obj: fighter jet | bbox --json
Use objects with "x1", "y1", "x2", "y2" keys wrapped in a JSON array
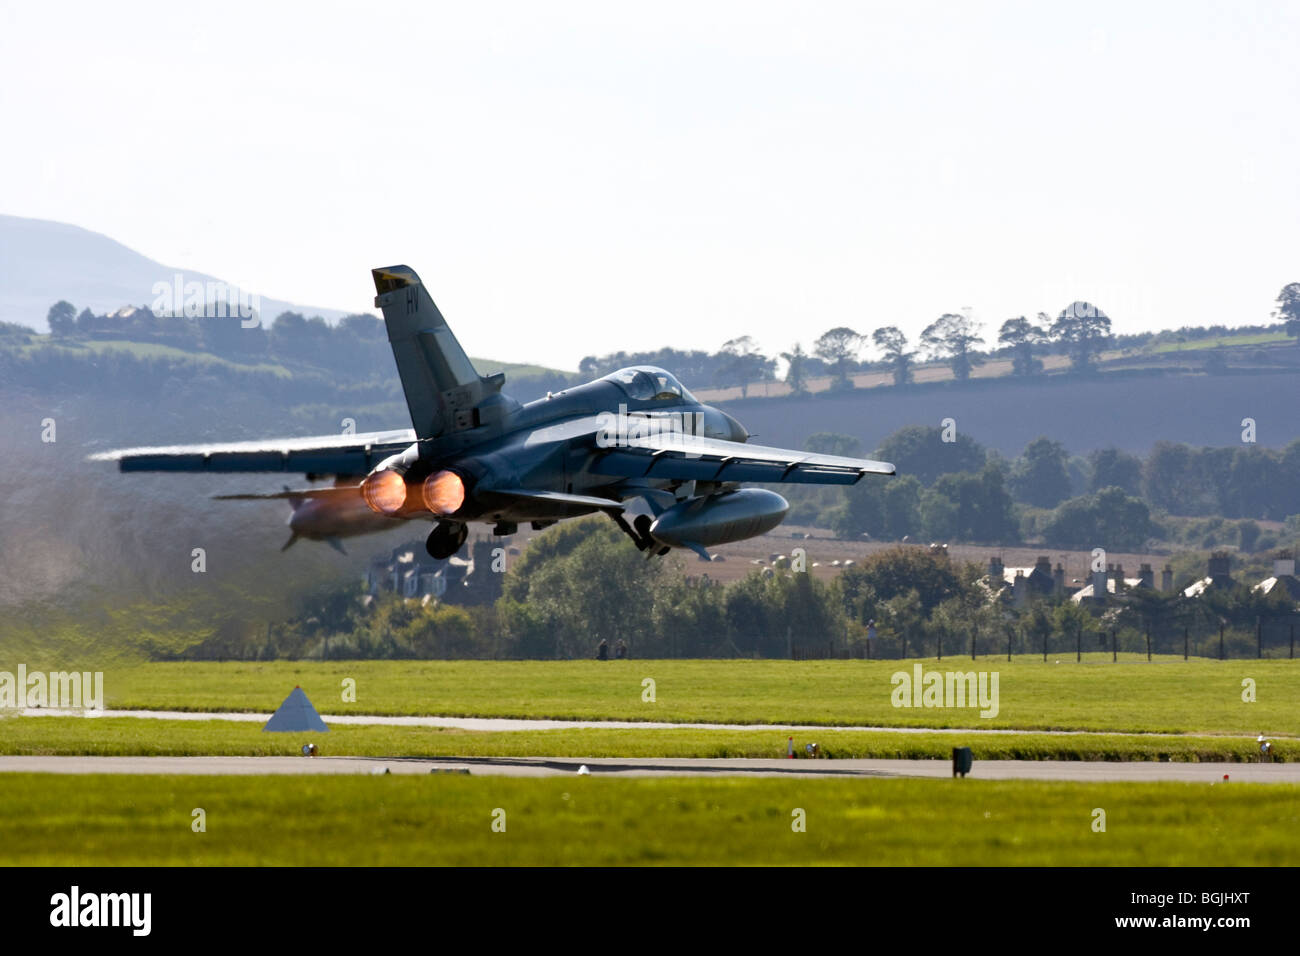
[{"x1": 92, "y1": 265, "x2": 895, "y2": 560}]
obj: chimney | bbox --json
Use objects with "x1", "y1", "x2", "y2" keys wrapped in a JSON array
[
  {"x1": 988, "y1": 556, "x2": 1004, "y2": 580},
  {"x1": 1110, "y1": 563, "x2": 1125, "y2": 587},
  {"x1": 1138, "y1": 563, "x2": 1154, "y2": 589},
  {"x1": 1161, "y1": 564, "x2": 1173, "y2": 591},
  {"x1": 1035, "y1": 556, "x2": 1051, "y2": 574},
  {"x1": 1053, "y1": 562, "x2": 1065, "y2": 594},
  {"x1": 1274, "y1": 549, "x2": 1296, "y2": 579},
  {"x1": 1091, "y1": 567, "x2": 1108, "y2": 604},
  {"x1": 1208, "y1": 551, "x2": 1232, "y2": 587}
]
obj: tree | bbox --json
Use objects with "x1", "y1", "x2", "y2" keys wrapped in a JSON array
[
  {"x1": 46, "y1": 300, "x2": 77, "y2": 337},
  {"x1": 813, "y1": 327, "x2": 863, "y2": 391},
  {"x1": 1009, "y1": 437, "x2": 1072, "y2": 509},
  {"x1": 716, "y1": 336, "x2": 774, "y2": 397},
  {"x1": 877, "y1": 424, "x2": 986, "y2": 487},
  {"x1": 881, "y1": 475, "x2": 923, "y2": 540},
  {"x1": 1273, "y1": 282, "x2": 1300, "y2": 337},
  {"x1": 998, "y1": 314, "x2": 1047, "y2": 376},
  {"x1": 921, "y1": 312, "x2": 984, "y2": 381},
  {"x1": 806, "y1": 432, "x2": 863, "y2": 458},
  {"x1": 872, "y1": 326, "x2": 915, "y2": 386},
  {"x1": 780, "y1": 343, "x2": 811, "y2": 395},
  {"x1": 836, "y1": 547, "x2": 964, "y2": 615},
  {"x1": 920, "y1": 463, "x2": 1018, "y2": 543},
  {"x1": 1040, "y1": 487, "x2": 1155, "y2": 551},
  {"x1": 1088, "y1": 448, "x2": 1143, "y2": 495},
  {"x1": 1050, "y1": 301, "x2": 1112, "y2": 372}
]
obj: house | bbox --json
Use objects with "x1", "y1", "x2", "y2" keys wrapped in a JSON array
[
  {"x1": 1253, "y1": 550, "x2": 1300, "y2": 603},
  {"x1": 986, "y1": 555, "x2": 1064, "y2": 606},
  {"x1": 1183, "y1": 551, "x2": 1236, "y2": 598},
  {"x1": 365, "y1": 537, "x2": 504, "y2": 606},
  {"x1": 1071, "y1": 563, "x2": 1147, "y2": 605}
]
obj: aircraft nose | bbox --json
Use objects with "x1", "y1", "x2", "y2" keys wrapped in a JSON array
[
  {"x1": 703, "y1": 408, "x2": 748, "y2": 443},
  {"x1": 720, "y1": 411, "x2": 749, "y2": 443}
]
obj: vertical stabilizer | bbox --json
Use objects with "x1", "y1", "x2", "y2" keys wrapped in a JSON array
[{"x1": 371, "y1": 265, "x2": 506, "y2": 439}]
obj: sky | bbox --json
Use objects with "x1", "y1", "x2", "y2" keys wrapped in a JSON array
[{"x1": 1, "y1": 1, "x2": 1297, "y2": 371}]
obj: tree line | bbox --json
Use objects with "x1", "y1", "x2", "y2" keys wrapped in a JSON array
[
  {"x1": 192, "y1": 516, "x2": 1300, "y2": 662},
  {"x1": 581, "y1": 282, "x2": 1300, "y2": 395},
  {"x1": 794, "y1": 425, "x2": 1300, "y2": 553}
]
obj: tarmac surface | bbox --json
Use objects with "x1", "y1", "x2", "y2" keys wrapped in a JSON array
[
  {"x1": 1, "y1": 754, "x2": 1296, "y2": 782},
  {"x1": 15, "y1": 707, "x2": 1276, "y2": 738}
]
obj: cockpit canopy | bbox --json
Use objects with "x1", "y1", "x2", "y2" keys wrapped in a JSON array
[{"x1": 600, "y1": 366, "x2": 697, "y2": 403}]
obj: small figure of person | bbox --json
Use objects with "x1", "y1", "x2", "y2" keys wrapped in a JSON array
[
  {"x1": 615, "y1": 639, "x2": 627, "y2": 660},
  {"x1": 597, "y1": 638, "x2": 609, "y2": 661}
]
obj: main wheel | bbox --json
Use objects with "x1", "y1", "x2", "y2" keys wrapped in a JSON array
[{"x1": 426, "y1": 521, "x2": 468, "y2": 559}]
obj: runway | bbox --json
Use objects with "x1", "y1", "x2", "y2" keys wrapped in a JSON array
[
  {"x1": 14, "y1": 708, "x2": 1281, "y2": 739},
  {"x1": 1, "y1": 754, "x2": 1295, "y2": 782}
]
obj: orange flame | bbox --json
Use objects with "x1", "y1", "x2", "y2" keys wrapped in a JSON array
[
  {"x1": 361, "y1": 470, "x2": 407, "y2": 515},
  {"x1": 422, "y1": 470, "x2": 465, "y2": 515}
]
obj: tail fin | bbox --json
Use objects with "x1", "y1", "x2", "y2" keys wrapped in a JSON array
[{"x1": 372, "y1": 265, "x2": 507, "y2": 439}]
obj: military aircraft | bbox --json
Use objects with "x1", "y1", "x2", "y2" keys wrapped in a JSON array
[{"x1": 92, "y1": 265, "x2": 895, "y2": 560}]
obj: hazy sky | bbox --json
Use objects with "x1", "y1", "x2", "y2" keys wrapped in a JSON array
[{"x1": 2, "y1": 1, "x2": 1297, "y2": 371}]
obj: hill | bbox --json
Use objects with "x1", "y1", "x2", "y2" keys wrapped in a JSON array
[
  {"x1": 0, "y1": 214, "x2": 353, "y2": 330},
  {"x1": 715, "y1": 363, "x2": 1300, "y2": 456}
]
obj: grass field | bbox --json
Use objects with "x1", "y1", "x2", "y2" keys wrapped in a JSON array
[
  {"x1": 1148, "y1": 332, "x2": 1292, "y2": 353},
  {"x1": 98, "y1": 658, "x2": 1300, "y2": 735},
  {"x1": 1, "y1": 773, "x2": 1294, "y2": 865},
  {"x1": 2, "y1": 717, "x2": 1290, "y2": 762}
]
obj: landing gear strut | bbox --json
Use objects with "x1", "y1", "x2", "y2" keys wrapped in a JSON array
[
  {"x1": 426, "y1": 521, "x2": 468, "y2": 559},
  {"x1": 609, "y1": 512, "x2": 669, "y2": 556}
]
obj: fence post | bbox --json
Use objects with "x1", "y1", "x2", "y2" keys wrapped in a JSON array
[
  {"x1": 1076, "y1": 628, "x2": 1081, "y2": 662},
  {"x1": 1007, "y1": 631, "x2": 1011, "y2": 662},
  {"x1": 1146, "y1": 627, "x2": 1151, "y2": 661},
  {"x1": 1257, "y1": 616, "x2": 1262, "y2": 659},
  {"x1": 1291, "y1": 622, "x2": 1295, "y2": 660},
  {"x1": 971, "y1": 632, "x2": 976, "y2": 660},
  {"x1": 1111, "y1": 629, "x2": 1116, "y2": 662},
  {"x1": 902, "y1": 633, "x2": 907, "y2": 660},
  {"x1": 1043, "y1": 631, "x2": 1047, "y2": 663},
  {"x1": 1220, "y1": 623, "x2": 1225, "y2": 660},
  {"x1": 937, "y1": 632, "x2": 942, "y2": 661},
  {"x1": 1184, "y1": 626, "x2": 1188, "y2": 661}
]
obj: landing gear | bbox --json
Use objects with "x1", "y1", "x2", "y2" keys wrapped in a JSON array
[
  {"x1": 426, "y1": 521, "x2": 468, "y2": 559},
  {"x1": 609, "y1": 512, "x2": 667, "y2": 554}
]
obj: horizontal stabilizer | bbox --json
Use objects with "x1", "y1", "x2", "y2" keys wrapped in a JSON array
[
  {"x1": 89, "y1": 429, "x2": 416, "y2": 474},
  {"x1": 213, "y1": 487, "x2": 361, "y2": 501}
]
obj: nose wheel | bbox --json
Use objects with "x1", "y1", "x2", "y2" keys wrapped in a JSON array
[{"x1": 426, "y1": 521, "x2": 468, "y2": 559}]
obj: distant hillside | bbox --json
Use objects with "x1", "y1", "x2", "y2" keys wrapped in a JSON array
[
  {"x1": 716, "y1": 365, "x2": 1300, "y2": 456},
  {"x1": 0, "y1": 214, "x2": 353, "y2": 330}
]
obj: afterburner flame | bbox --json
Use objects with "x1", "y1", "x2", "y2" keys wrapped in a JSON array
[
  {"x1": 361, "y1": 470, "x2": 407, "y2": 515},
  {"x1": 422, "y1": 469, "x2": 465, "y2": 515}
]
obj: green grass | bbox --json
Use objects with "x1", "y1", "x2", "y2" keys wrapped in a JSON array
[
  {"x1": 1, "y1": 774, "x2": 1295, "y2": 865},
  {"x1": 1148, "y1": 331, "x2": 1292, "y2": 353},
  {"x1": 21, "y1": 338, "x2": 294, "y2": 376},
  {"x1": 98, "y1": 658, "x2": 1300, "y2": 735},
  {"x1": 1, "y1": 717, "x2": 1291, "y2": 762}
]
